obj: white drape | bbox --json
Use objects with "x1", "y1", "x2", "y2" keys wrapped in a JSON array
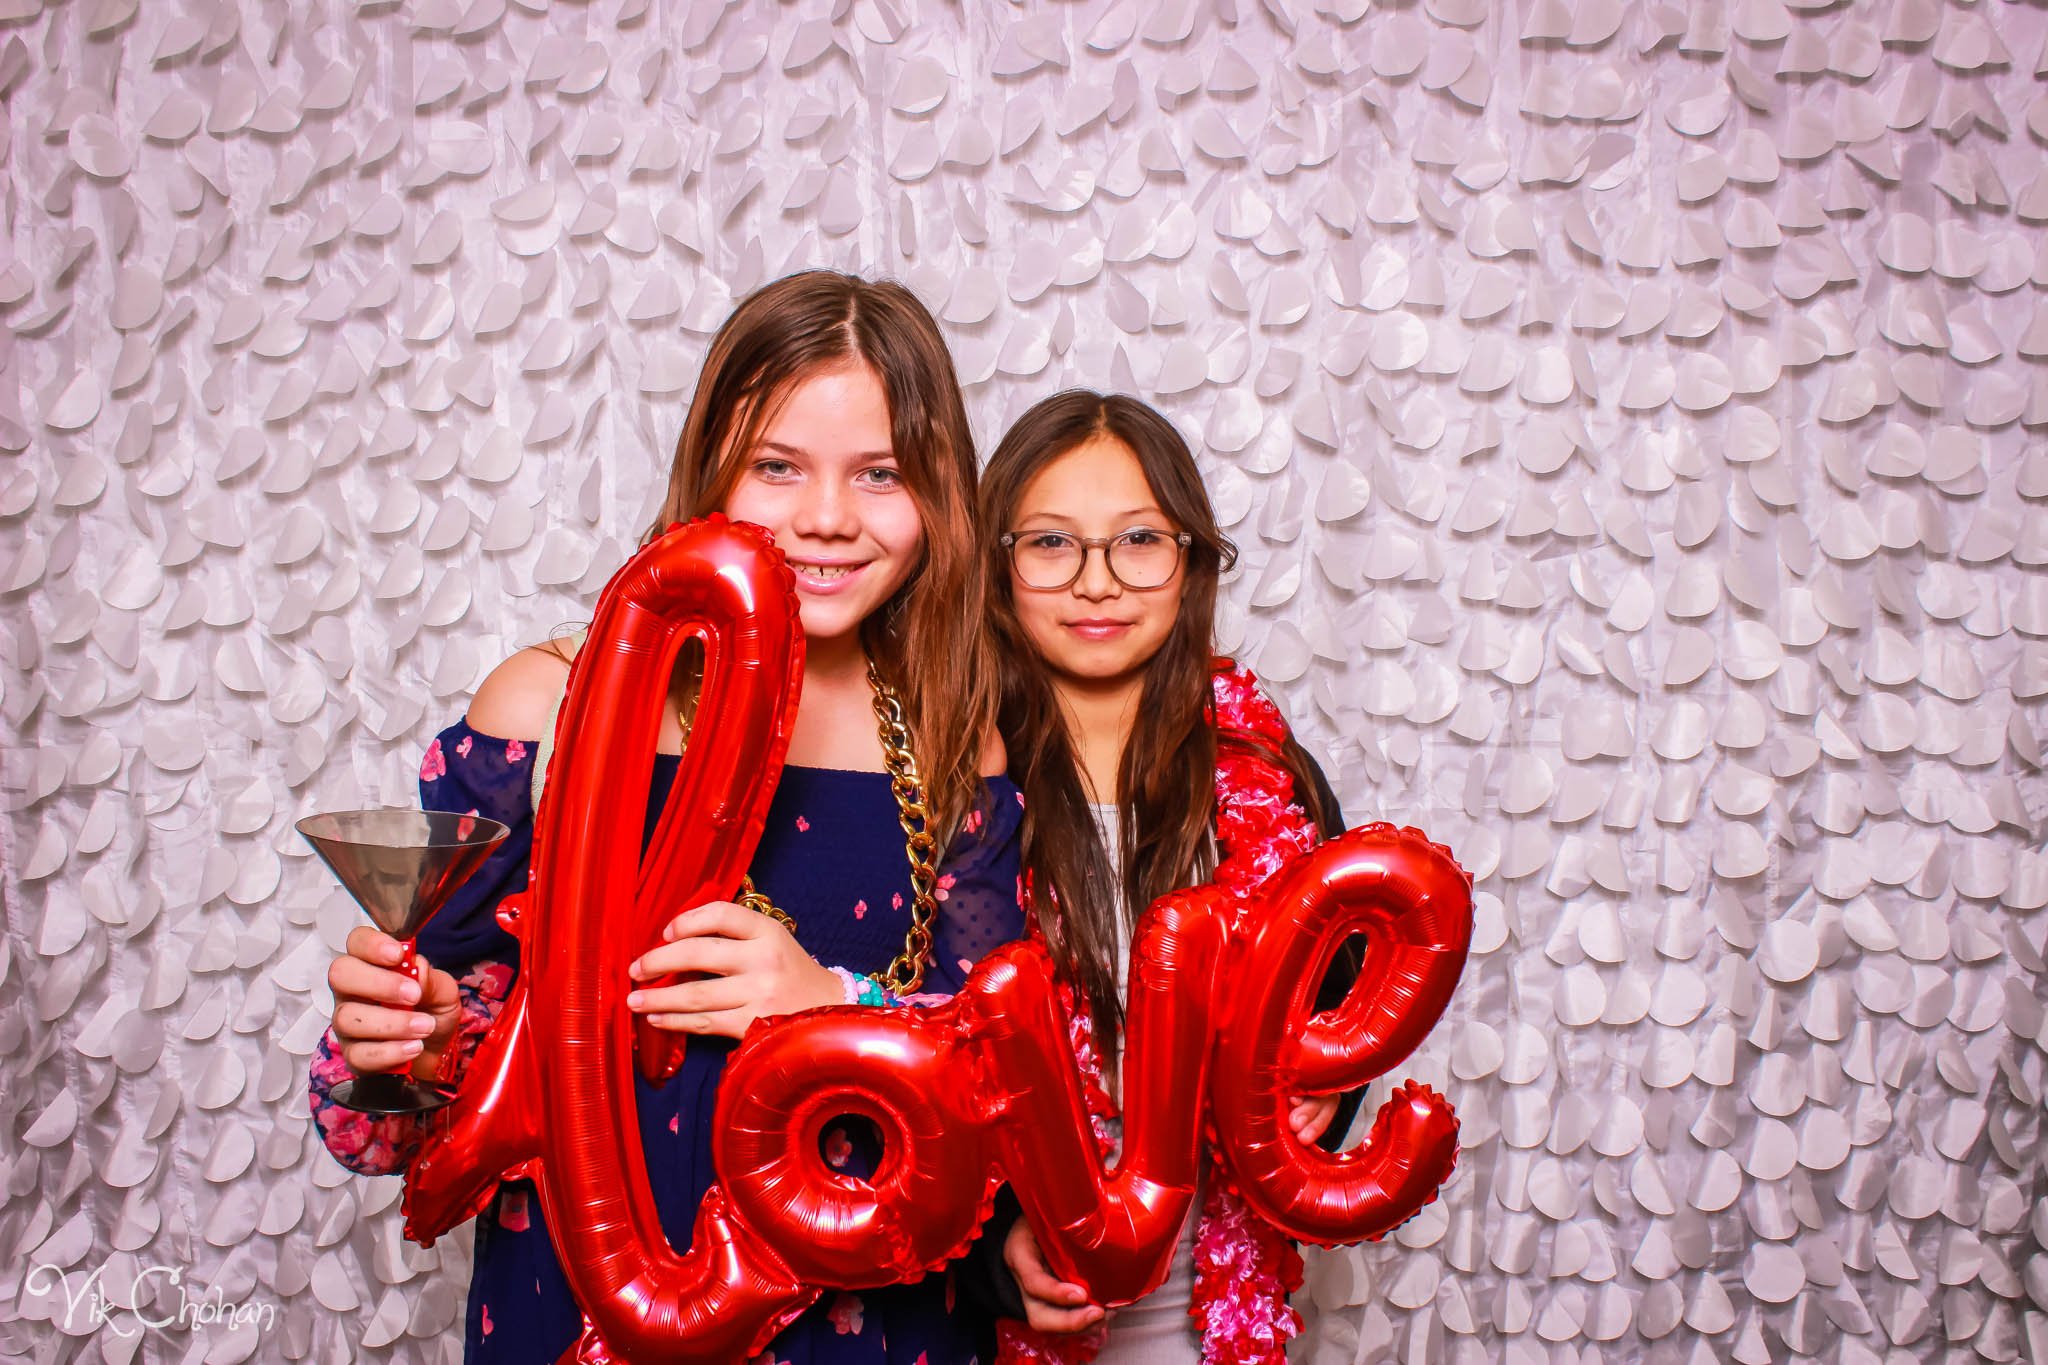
[{"x1": 1, "y1": 2, "x2": 2043, "y2": 1362}]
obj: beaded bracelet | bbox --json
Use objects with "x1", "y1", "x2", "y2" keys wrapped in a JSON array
[{"x1": 828, "y1": 965, "x2": 901, "y2": 1008}]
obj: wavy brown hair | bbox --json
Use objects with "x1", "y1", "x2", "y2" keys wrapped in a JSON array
[
  {"x1": 982, "y1": 391, "x2": 1334, "y2": 1067},
  {"x1": 647, "y1": 270, "x2": 994, "y2": 837}
]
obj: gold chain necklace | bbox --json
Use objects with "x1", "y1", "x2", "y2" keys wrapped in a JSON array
[{"x1": 676, "y1": 660, "x2": 941, "y2": 995}]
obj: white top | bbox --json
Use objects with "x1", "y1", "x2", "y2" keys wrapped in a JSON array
[
  {"x1": 1086, "y1": 801, "x2": 1203, "y2": 1364},
  {"x1": 1090, "y1": 802, "x2": 1133, "y2": 1014}
]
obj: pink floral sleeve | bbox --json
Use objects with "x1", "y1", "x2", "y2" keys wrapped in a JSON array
[{"x1": 308, "y1": 960, "x2": 515, "y2": 1174}]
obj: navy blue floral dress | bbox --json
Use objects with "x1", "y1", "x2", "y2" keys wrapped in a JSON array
[{"x1": 309, "y1": 720, "x2": 1026, "y2": 1364}]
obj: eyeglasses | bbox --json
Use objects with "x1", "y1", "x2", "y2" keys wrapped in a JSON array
[{"x1": 1000, "y1": 527, "x2": 1192, "y2": 591}]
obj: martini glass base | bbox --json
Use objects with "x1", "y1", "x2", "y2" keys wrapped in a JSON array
[{"x1": 330, "y1": 1072, "x2": 456, "y2": 1116}]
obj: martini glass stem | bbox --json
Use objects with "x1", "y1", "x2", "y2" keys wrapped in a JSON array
[{"x1": 391, "y1": 938, "x2": 426, "y2": 1077}]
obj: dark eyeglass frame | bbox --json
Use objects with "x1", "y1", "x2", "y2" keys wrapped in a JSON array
[{"x1": 999, "y1": 527, "x2": 1194, "y2": 591}]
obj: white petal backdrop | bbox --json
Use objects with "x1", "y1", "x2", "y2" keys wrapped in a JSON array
[{"x1": 1, "y1": 0, "x2": 2045, "y2": 1362}]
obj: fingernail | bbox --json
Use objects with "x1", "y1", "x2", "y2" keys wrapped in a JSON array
[
  {"x1": 398, "y1": 981, "x2": 421, "y2": 1005},
  {"x1": 401, "y1": 1041, "x2": 423, "y2": 1056},
  {"x1": 410, "y1": 1015, "x2": 434, "y2": 1036},
  {"x1": 626, "y1": 991, "x2": 644, "y2": 1009}
]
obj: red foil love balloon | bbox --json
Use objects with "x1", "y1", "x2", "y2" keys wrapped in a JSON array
[
  {"x1": 720, "y1": 825, "x2": 1470, "y2": 1311},
  {"x1": 404, "y1": 516, "x2": 815, "y2": 1361},
  {"x1": 1207, "y1": 825, "x2": 1471, "y2": 1245},
  {"x1": 401, "y1": 518, "x2": 1473, "y2": 1362}
]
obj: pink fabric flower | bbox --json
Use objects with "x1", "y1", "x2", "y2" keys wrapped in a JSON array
[
  {"x1": 499, "y1": 1189, "x2": 531, "y2": 1232},
  {"x1": 309, "y1": 1030, "x2": 412, "y2": 1173},
  {"x1": 795, "y1": 815, "x2": 810, "y2": 832},
  {"x1": 420, "y1": 739, "x2": 447, "y2": 782},
  {"x1": 826, "y1": 1293, "x2": 864, "y2": 1335},
  {"x1": 482, "y1": 1305, "x2": 493, "y2": 1337},
  {"x1": 456, "y1": 734, "x2": 473, "y2": 758},
  {"x1": 825, "y1": 1129, "x2": 853, "y2": 1169},
  {"x1": 466, "y1": 961, "x2": 516, "y2": 1003},
  {"x1": 317, "y1": 1108, "x2": 370, "y2": 1159},
  {"x1": 505, "y1": 738, "x2": 528, "y2": 763},
  {"x1": 1192, "y1": 1183, "x2": 1302, "y2": 1364},
  {"x1": 853, "y1": 899, "x2": 868, "y2": 920}
]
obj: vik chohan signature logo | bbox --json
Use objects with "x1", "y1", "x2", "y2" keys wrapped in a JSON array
[{"x1": 24, "y1": 1259, "x2": 279, "y2": 1341}]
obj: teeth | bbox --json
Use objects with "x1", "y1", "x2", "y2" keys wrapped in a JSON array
[{"x1": 797, "y1": 564, "x2": 855, "y2": 581}]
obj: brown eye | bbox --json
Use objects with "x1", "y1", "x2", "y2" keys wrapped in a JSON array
[
  {"x1": 1107, "y1": 529, "x2": 1182, "y2": 589},
  {"x1": 1008, "y1": 532, "x2": 1085, "y2": 589}
]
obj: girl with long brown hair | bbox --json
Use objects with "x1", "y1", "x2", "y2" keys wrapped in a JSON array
[
  {"x1": 308, "y1": 271, "x2": 1024, "y2": 1364},
  {"x1": 975, "y1": 390, "x2": 1360, "y2": 1364}
]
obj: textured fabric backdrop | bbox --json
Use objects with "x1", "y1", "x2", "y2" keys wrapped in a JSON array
[{"x1": 2, "y1": 1, "x2": 2045, "y2": 1362}]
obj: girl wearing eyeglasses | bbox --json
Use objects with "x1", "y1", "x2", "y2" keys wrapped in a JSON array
[{"x1": 973, "y1": 391, "x2": 1363, "y2": 1364}]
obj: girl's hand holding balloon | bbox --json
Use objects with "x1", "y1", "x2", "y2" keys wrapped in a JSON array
[
  {"x1": 1289, "y1": 1094, "x2": 1339, "y2": 1144},
  {"x1": 1002, "y1": 1221, "x2": 1105, "y2": 1335},
  {"x1": 328, "y1": 926, "x2": 464, "y2": 1080},
  {"x1": 628, "y1": 900, "x2": 844, "y2": 1037}
]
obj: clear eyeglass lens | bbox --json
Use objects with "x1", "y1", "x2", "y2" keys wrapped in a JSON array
[
  {"x1": 1014, "y1": 535, "x2": 1083, "y2": 588},
  {"x1": 1108, "y1": 532, "x2": 1179, "y2": 589}
]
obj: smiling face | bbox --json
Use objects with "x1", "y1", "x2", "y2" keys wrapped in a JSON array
[
  {"x1": 721, "y1": 359, "x2": 924, "y2": 649},
  {"x1": 1006, "y1": 433, "x2": 1185, "y2": 686}
]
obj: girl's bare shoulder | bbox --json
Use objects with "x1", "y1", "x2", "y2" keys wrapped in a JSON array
[{"x1": 466, "y1": 643, "x2": 576, "y2": 739}]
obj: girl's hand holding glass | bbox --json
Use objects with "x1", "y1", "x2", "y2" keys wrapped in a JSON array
[
  {"x1": 328, "y1": 926, "x2": 464, "y2": 1079},
  {"x1": 626, "y1": 900, "x2": 843, "y2": 1037}
]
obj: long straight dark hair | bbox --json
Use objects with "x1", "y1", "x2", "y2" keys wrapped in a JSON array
[
  {"x1": 645, "y1": 270, "x2": 994, "y2": 836},
  {"x1": 981, "y1": 391, "x2": 1334, "y2": 1067}
]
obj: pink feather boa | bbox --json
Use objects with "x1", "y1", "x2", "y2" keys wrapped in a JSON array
[{"x1": 997, "y1": 662, "x2": 1317, "y2": 1365}]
